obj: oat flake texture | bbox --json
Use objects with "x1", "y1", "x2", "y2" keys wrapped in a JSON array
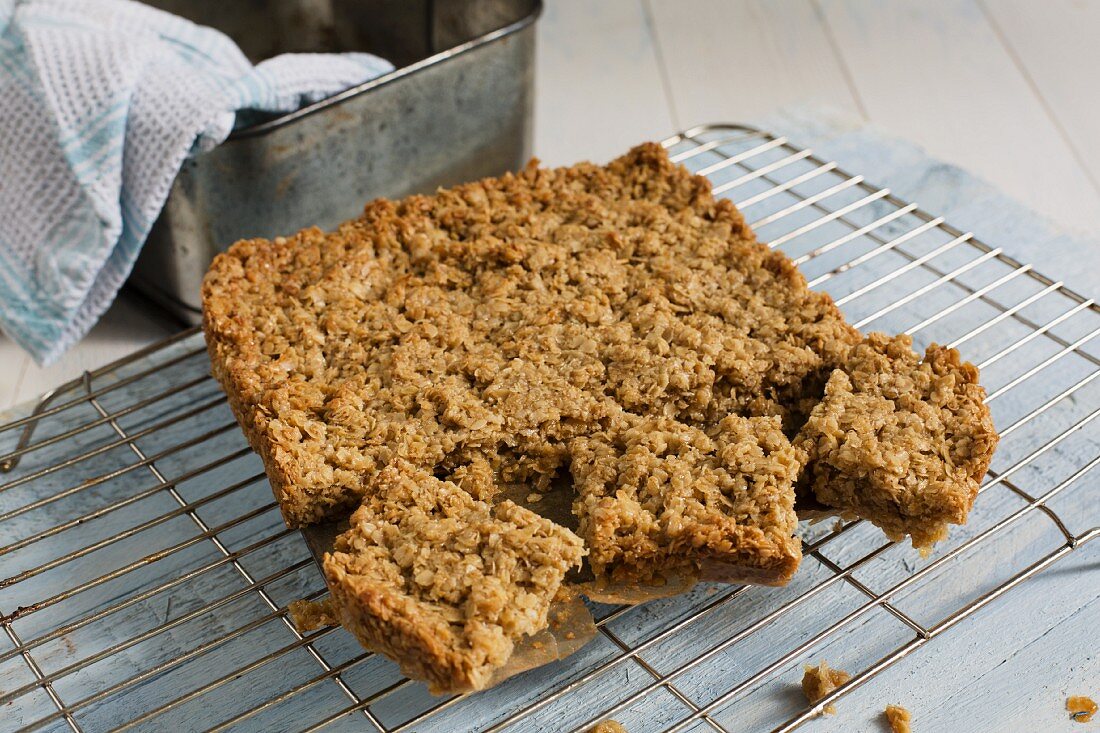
[{"x1": 202, "y1": 142, "x2": 997, "y2": 690}]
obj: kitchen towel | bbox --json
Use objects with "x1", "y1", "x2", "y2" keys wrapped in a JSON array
[{"x1": 0, "y1": 0, "x2": 393, "y2": 364}]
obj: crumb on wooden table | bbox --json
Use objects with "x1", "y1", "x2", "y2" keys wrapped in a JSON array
[
  {"x1": 801, "y1": 660, "x2": 851, "y2": 715},
  {"x1": 322, "y1": 464, "x2": 585, "y2": 694},
  {"x1": 1068, "y1": 696, "x2": 1098, "y2": 723},
  {"x1": 201, "y1": 142, "x2": 852, "y2": 585},
  {"x1": 884, "y1": 704, "x2": 911, "y2": 733},
  {"x1": 587, "y1": 721, "x2": 628, "y2": 733}
]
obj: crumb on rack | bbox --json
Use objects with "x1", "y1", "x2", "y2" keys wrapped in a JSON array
[
  {"x1": 801, "y1": 660, "x2": 851, "y2": 715},
  {"x1": 1068, "y1": 696, "x2": 1098, "y2": 723},
  {"x1": 288, "y1": 597, "x2": 339, "y2": 631},
  {"x1": 884, "y1": 704, "x2": 911, "y2": 733},
  {"x1": 587, "y1": 721, "x2": 628, "y2": 733}
]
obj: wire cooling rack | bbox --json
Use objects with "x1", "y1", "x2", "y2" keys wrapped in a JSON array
[{"x1": 1, "y1": 124, "x2": 1097, "y2": 733}]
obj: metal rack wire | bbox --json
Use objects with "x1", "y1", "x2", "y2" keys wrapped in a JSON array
[{"x1": 1, "y1": 123, "x2": 1097, "y2": 732}]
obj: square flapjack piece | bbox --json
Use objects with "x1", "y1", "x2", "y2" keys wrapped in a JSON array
[
  {"x1": 201, "y1": 142, "x2": 858, "y2": 528},
  {"x1": 322, "y1": 462, "x2": 585, "y2": 694},
  {"x1": 569, "y1": 414, "x2": 803, "y2": 586},
  {"x1": 794, "y1": 333, "x2": 999, "y2": 549}
]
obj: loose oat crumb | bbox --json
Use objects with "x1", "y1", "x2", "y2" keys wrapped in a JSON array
[
  {"x1": 565, "y1": 631, "x2": 576, "y2": 640},
  {"x1": 801, "y1": 661, "x2": 851, "y2": 716},
  {"x1": 288, "y1": 598, "x2": 339, "y2": 631},
  {"x1": 587, "y1": 721, "x2": 628, "y2": 733},
  {"x1": 884, "y1": 704, "x2": 911, "y2": 733},
  {"x1": 1068, "y1": 696, "x2": 1098, "y2": 723},
  {"x1": 526, "y1": 493, "x2": 543, "y2": 504}
]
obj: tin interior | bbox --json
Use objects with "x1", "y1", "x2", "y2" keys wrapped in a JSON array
[{"x1": 144, "y1": 0, "x2": 534, "y2": 68}]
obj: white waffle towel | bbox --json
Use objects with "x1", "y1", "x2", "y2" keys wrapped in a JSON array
[{"x1": 0, "y1": 0, "x2": 393, "y2": 364}]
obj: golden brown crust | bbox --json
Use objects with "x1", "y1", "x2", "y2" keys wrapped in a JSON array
[
  {"x1": 201, "y1": 141, "x2": 1001, "y2": 692},
  {"x1": 794, "y1": 333, "x2": 999, "y2": 549},
  {"x1": 801, "y1": 660, "x2": 851, "y2": 715},
  {"x1": 322, "y1": 462, "x2": 584, "y2": 694},
  {"x1": 287, "y1": 597, "x2": 339, "y2": 631},
  {"x1": 201, "y1": 142, "x2": 855, "y2": 529}
]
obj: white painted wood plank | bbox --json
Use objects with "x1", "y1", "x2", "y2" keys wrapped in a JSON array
[
  {"x1": 0, "y1": 339, "x2": 30, "y2": 409},
  {"x1": 535, "y1": 0, "x2": 675, "y2": 166},
  {"x1": 818, "y1": 0, "x2": 1100, "y2": 237},
  {"x1": 814, "y1": 541, "x2": 1100, "y2": 733},
  {"x1": 9, "y1": 292, "x2": 178, "y2": 408},
  {"x1": 647, "y1": 0, "x2": 864, "y2": 128},
  {"x1": 979, "y1": 0, "x2": 1100, "y2": 197}
]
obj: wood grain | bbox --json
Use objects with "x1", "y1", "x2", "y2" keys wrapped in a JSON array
[
  {"x1": 2, "y1": 8, "x2": 1098, "y2": 728},
  {"x1": 534, "y1": 0, "x2": 674, "y2": 166},
  {"x1": 817, "y1": 0, "x2": 1100, "y2": 235},
  {"x1": 979, "y1": 0, "x2": 1100, "y2": 194},
  {"x1": 647, "y1": 0, "x2": 864, "y2": 125},
  {"x1": 2, "y1": 292, "x2": 177, "y2": 410}
]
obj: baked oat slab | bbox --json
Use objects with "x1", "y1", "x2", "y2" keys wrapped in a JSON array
[
  {"x1": 201, "y1": 142, "x2": 857, "y2": 529},
  {"x1": 794, "y1": 333, "x2": 998, "y2": 549},
  {"x1": 200, "y1": 139, "x2": 1002, "y2": 694},
  {"x1": 322, "y1": 462, "x2": 585, "y2": 694}
]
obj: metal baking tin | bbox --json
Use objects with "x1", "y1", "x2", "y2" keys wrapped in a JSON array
[{"x1": 130, "y1": 0, "x2": 541, "y2": 322}]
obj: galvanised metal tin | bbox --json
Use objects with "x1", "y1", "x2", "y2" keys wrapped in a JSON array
[{"x1": 131, "y1": 0, "x2": 541, "y2": 321}]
